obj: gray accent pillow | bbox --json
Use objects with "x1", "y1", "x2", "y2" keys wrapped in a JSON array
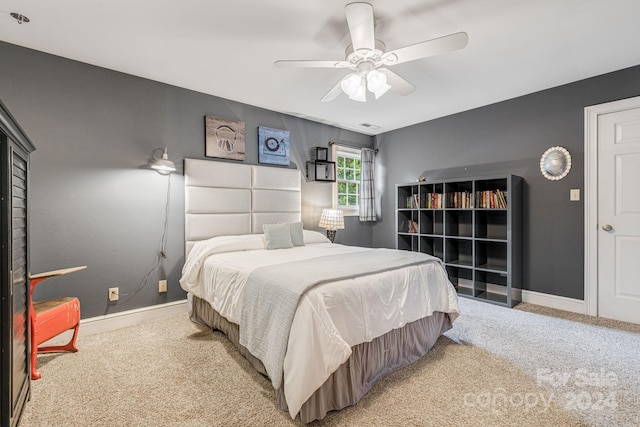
[
  {"x1": 289, "y1": 222, "x2": 305, "y2": 247},
  {"x1": 263, "y1": 223, "x2": 293, "y2": 250}
]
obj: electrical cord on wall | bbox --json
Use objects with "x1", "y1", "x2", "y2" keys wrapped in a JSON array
[{"x1": 117, "y1": 173, "x2": 171, "y2": 305}]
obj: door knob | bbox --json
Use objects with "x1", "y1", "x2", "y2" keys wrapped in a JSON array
[{"x1": 602, "y1": 224, "x2": 613, "y2": 232}]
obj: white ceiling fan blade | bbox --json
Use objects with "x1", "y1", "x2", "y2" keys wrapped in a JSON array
[
  {"x1": 320, "y1": 80, "x2": 344, "y2": 102},
  {"x1": 274, "y1": 60, "x2": 350, "y2": 69},
  {"x1": 381, "y1": 32, "x2": 468, "y2": 66},
  {"x1": 380, "y1": 69, "x2": 415, "y2": 96},
  {"x1": 345, "y1": 2, "x2": 375, "y2": 55},
  {"x1": 374, "y1": 84, "x2": 391, "y2": 100}
]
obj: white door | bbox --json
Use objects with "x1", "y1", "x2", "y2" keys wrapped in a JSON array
[{"x1": 597, "y1": 106, "x2": 640, "y2": 324}]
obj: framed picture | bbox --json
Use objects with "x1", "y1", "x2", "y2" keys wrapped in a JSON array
[
  {"x1": 205, "y1": 116, "x2": 245, "y2": 161},
  {"x1": 258, "y1": 126, "x2": 290, "y2": 166}
]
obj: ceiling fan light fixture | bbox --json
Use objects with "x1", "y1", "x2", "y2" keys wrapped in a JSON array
[
  {"x1": 366, "y1": 69, "x2": 387, "y2": 93},
  {"x1": 349, "y1": 82, "x2": 367, "y2": 102},
  {"x1": 274, "y1": 3, "x2": 467, "y2": 103},
  {"x1": 340, "y1": 74, "x2": 362, "y2": 97}
]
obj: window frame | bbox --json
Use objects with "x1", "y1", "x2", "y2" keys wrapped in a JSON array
[{"x1": 332, "y1": 145, "x2": 361, "y2": 216}]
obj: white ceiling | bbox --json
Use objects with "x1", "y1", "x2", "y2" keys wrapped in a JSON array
[{"x1": 1, "y1": 0, "x2": 639, "y2": 135}]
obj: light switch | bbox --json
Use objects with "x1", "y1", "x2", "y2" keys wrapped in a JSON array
[{"x1": 570, "y1": 189, "x2": 580, "y2": 201}]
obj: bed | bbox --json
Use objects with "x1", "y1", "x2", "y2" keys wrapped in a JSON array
[{"x1": 180, "y1": 159, "x2": 459, "y2": 423}]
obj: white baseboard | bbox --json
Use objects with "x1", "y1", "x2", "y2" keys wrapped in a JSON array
[
  {"x1": 42, "y1": 299, "x2": 188, "y2": 346},
  {"x1": 458, "y1": 283, "x2": 586, "y2": 315},
  {"x1": 80, "y1": 299, "x2": 188, "y2": 336},
  {"x1": 520, "y1": 290, "x2": 586, "y2": 314}
]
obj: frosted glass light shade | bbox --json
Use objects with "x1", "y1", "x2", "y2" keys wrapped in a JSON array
[
  {"x1": 340, "y1": 69, "x2": 392, "y2": 102},
  {"x1": 340, "y1": 74, "x2": 362, "y2": 97},
  {"x1": 349, "y1": 83, "x2": 367, "y2": 102},
  {"x1": 366, "y1": 69, "x2": 387, "y2": 93}
]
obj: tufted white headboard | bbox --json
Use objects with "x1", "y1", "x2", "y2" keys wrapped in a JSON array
[{"x1": 184, "y1": 159, "x2": 301, "y2": 255}]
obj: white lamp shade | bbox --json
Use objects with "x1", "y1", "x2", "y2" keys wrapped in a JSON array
[
  {"x1": 366, "y1": 69, "x2": 387, "y2": 93},
  {"x1": 340, "y1": 69, "x2": 392, "y2": 102},
  {"x1": 318, "y1": 209, "x2": 344, "y2": 230},
  {"x1": 349, "y1": 83, "x2": 367, "y2": 102},
  {"x1": 340, "y1": 74, "x2": 362, "y2": 97}
]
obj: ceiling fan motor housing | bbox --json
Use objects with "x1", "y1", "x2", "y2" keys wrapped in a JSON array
[{"x1": 345, "y1": 40, "x2": 387, "y2": 67}]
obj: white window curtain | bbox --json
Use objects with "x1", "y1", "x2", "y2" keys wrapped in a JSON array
[{"x1": 359, "y1": 148, "x2": 377, "y2": 222}]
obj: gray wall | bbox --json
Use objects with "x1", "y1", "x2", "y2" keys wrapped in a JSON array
[
  {"x1": 373, "y1": 65, "x2": 640, "y2": 299},
  {"x1": 0, "y1": 41, "x2": 372, "y2": 318},
  {"x1": 3, "y1": 40, "x2": 638, "y2": 313}
]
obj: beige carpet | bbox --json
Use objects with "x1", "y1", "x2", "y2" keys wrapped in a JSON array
[{"x1": 19, "y1": 298, "x2": 639, "y2": 426}]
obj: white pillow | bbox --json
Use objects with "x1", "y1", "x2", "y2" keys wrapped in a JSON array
[
  {"x1": 289, "y1": 222, "x2": 305, "y2": 247},
  {"x1": 263, "y1": 223, "x2": 294, "y2": 250},
  {"x1": 303, "y1": 230, "x2": 331, "y2": 244},
  {"x1": 190, "y1": 234, "x2": 265, "y2": 256}
]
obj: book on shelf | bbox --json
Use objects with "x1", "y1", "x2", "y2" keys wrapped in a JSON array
[
  {"x1": 475, "y1": 189, "x2": 508, "y2": 208},
  {"x1": 497, "y1": 189, "x2": 508, "y2": 208},
  {"x1": 406, "y1": 187, "x2": 508, "y2": 209},
  {"x1": 447, "y1": 191, "x2": 472, "y2": 208},
  {"x1": 404, "y1": 194, "x2": 420, "y2": 209},
  {"x1": 399, "y1": 219, "x2": 419, "y2": 233},
  {"x1": 424, "y1": 192, "x2": 443, "y2": 209}
]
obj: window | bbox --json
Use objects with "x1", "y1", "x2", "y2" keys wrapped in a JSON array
[{"x1": 334, "y1": 147, "x2": 361, "y2": 213}]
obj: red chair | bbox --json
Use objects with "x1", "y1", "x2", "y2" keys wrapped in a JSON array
[{"x1": 29, "y1": 266, "x2": 86, "y2": 380}]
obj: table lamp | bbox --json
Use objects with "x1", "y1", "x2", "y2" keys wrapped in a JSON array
[{"x1": 319, "y1": 209, "x2": 344, "y2": 243}]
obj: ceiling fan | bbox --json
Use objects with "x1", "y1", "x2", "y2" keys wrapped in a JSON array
[{"x1": 274, "y1": 2, "x2": 468, "y2": 102}]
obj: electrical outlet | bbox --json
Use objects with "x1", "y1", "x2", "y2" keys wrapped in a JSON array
[
  {"x1": 158, "y1": 280, "x2": 167, "y2": 293},
  {"x1": 108, "y1": 287, "x2": 119, "y2": 301}
]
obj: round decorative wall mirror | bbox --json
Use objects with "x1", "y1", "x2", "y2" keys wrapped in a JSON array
[{"x1": 540, "y1": 146, "x2": 571, "y2": 180}]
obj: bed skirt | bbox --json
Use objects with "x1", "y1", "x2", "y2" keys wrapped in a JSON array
[{"x1": 190, "y1": 295, "x2": 453, "y2": 423}]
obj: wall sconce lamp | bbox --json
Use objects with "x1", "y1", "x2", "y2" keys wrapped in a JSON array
[
  {"x1": 149, "y1": 147, "x2": 177, "y2": 175},
  {"x1": 319, "y1": 209, "x2": 344, "y2": 243}
]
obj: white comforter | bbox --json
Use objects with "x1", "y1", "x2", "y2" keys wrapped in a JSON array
[{"x1": 180, "y1": 232, "x2": 460, "y2": 419}]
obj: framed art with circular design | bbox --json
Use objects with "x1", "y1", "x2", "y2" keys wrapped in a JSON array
[{"x1": 258, "y1": 126, "x2": 290, "y2": 166}]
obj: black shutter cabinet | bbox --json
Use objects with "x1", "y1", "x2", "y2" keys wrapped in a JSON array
[{"x1": 1, "y1": 98, "x2": 35, "y2": 427}]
